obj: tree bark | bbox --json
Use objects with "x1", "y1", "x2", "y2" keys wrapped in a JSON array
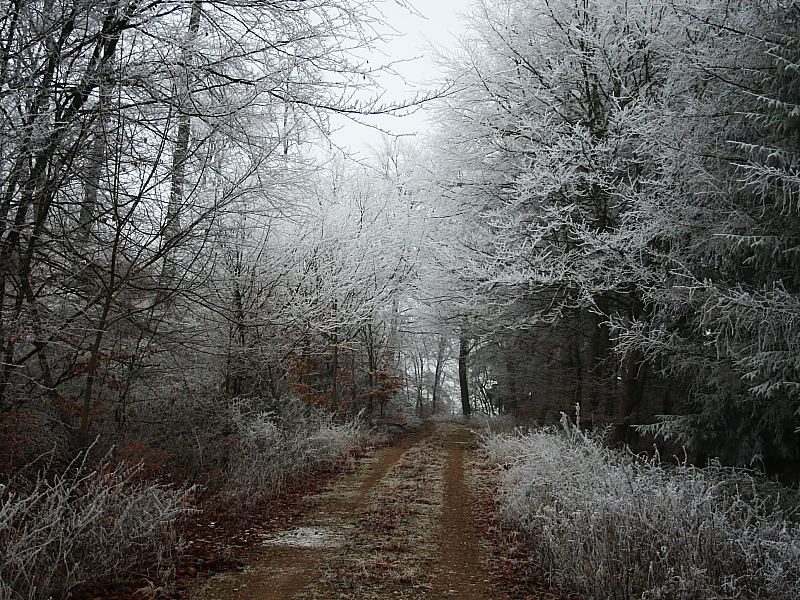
[
  {"x1": 79, "y1": 292, "x2": 113, "y2": 448},
  {"x1": 614, "y1": 349, "x2": 645, "y2": 444},
  {"x1": 587, "y1": 296, "x2": 610, "y2": 412},
  {"x1": 330, "y1": 333, "x2": 338, "y2": 407},
  {"x1": 160, "y1": 0, "x2": 202, "y2": 301},
  {"x1": 458, "y1": 334, "x2": 471, "y2": 417},
  {"x1": 614, "y1": 292, "x2": 647, "y2": 444},
  {"x1": 364, "y1": 324, "x2": 376, "y2": 413},
  {"x1": 79, "y1": 83, "x2": 110, "y2": 245},
  {"x1": 432, "y1": 335, "x2": 446, "y2": 415}
]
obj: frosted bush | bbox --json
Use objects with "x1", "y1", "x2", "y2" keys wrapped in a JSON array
[
  {"x1": 225, "y1": 400, "x2": 363, "y2": 505},
  {"x1": 484, "y1": 412, "x2": 800, "y2": 600},
  {"x1": 481, "y1": 427, "x2": 533, "y2": 466},
  {"x1": 0, "y1": 454, "x2": 191, "y2": 600},
  {"x1": 471, "y1": 413, "x2": 518, "y2": 434}
]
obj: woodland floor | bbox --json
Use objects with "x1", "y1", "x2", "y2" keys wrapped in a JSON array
[
  {"x1": 65, "y1": 421, "x2": 580, "y2": 600},
  {"x1": 179, "y1": 421, "x2": 570, "y2": 600}
]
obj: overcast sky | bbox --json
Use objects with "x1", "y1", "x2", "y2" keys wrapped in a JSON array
[{"x1": 328, "y1": 0, "x2": 469, "y2": 153}]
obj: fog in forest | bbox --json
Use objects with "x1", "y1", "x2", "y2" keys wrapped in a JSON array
[{"x1": 1, "y1": 0, "x2": 799, "y2": 598}]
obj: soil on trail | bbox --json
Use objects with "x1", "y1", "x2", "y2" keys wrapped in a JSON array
[{"x1": 188, "y1": 421, "x2": 510, "y2": 600}]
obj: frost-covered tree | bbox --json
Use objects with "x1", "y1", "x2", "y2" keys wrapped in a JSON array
[
  {"x1": 429, "y1": 0, "x2": 800, "y2": 467},
  {"x1": 624, "y1": 2, "x2": 800, "y2": 467},
  {"x1": 203, "y1": 151, "x2": 423, "y2": 418},
  {"x1": 428, "y1": 0, "x2": 681, "y2": 428},
  {"x1": 0, "y1": 0, "x2": 404, "y2": 460}
]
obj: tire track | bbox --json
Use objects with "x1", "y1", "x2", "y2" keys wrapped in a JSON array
[
  {"x1": 188, "y1": 427, "x2": 432, "y2": 600},
  {"x1": 189, "y1": 422, "x2": 510, "y2": 600},
  {"x1": 434, "y1": 423, "x2": 506, "y2": 599}
]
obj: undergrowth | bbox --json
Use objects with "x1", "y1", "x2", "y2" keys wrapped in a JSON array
[
  {"x1": 0, "y1": 452, "x2": 191, "y2": 600},
  {"x1": 224, "y1": 399, "x2": 364, "y2": 507},
  {"x1": 483, "y1": 409, "x2": 800, "y2": 600},
  {"x1": 1, "y1": 399, "x2": 365, "y2": 600}
]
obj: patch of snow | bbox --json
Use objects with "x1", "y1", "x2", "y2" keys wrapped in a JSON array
[{"x1": 260, "y1": 526, "x2": 344, "y2": 549}]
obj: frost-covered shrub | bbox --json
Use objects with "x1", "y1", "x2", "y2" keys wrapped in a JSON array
[
  {"x1": 0, "y1": 455, "x2": 191, "y2": 600},
  {"x1": 485, "y1": 412, "x2": 800, "y2": 600},
  {"x1": 224, "y1": 399, "x2": 363, "y2": 506},
  {"x1": 470, "y1": 413, "x2": 518, "y2": 434}
]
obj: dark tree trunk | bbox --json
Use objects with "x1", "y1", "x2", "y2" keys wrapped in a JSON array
[
  {"x1": 160, "y1": 0, "x2": 202, "y2": 301},
  {"x1": 458, "y1": 335, "x2": 471, "y2": 417},
  {"x1": 613, "y1": 292, "x2": 647, "y2": 444},
  {"x1": 587, "y1": 296, "x2": 610, "y2": 412},
  {"x1": 432, "y1": 335, "x2": 446, "y2": 415},
  {"x1": 614, "y1": 350, "x2": 646, "y2": 444}
]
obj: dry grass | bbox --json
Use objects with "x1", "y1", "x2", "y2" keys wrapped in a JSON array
[
  {"x1": 0, "y1": 453, "x2": 192, "y2": 600},
  {"x1": 224, "y1": 402, "x2": 363, "y2": 508},
  {"x1": 311, "y1": 432, "x2": 447, "y2": 599},
  {"x1": 0, "y1": 400, "x2": 366, "y2": 600},
  {"x1": 483, "y1": 411, "x2": 800, "y2": 600}
]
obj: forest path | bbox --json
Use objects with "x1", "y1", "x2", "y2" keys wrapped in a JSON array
[{"x1": 188, "y1": 421, "x2": 510, "y2": 600}]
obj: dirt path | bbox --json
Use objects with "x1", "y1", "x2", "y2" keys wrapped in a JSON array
[
  {"x1": 432, "y1": 425, "x2": 506, "y2": 600},
  {"x1": 189, "y1": 422, "x2": 508, "y2": 600}
]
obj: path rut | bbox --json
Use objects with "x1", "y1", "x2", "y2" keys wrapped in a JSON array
[{"x1": 189, "y1": 422, "x2": 508, "y2": 600}]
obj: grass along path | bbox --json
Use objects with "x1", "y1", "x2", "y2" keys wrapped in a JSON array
[{"x1": 188, "y1": 422, "x2": 511, "y2": 600}]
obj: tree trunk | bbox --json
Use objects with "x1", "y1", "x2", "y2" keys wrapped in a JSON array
[
  {"x1": 79, "y1": 288, "x2": 114, "y2": 448},
  {"x1": 614, "y1": 349, "x2": 645, "y2": 444},
  {"x1": 364, "y1": 324, "x2": 376, "y2": 413},
  {"x1": 505, "y1": 352, "x2": 518, "y2": 414},
  {"x1": 160, "y1": 0, "x2": 202, "y2": 300},
  {"x1": 432, "y1": 335, "x2": 446, "y2": 415},
  {"x1": 79, "y1": 82, "x2": 110, "y2": 245},
  {"x1": 613, "y1": 292, "x2": 647, "y2": 444},
  {"x1": 587, "y1": 296, "x2": 609, "y2": 412},
  {"x1": 330, "y1": 333, "x2": 338, "y2": 407},
  {"x1": 458, "y1": 334, "x2": 471, "y2": 417},
  {"x1": 572, "y1": 327, "x2": 583, "y2": 407}
]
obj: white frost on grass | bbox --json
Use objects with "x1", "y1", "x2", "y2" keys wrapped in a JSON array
[
  {"x1": 483, "y1": 412, "x2": 800, "y2": 600},
  {"x1": 261, "y1": 526, "x2": 345, "y2": 548}
]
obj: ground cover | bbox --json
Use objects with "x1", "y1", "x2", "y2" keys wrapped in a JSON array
[
  {"x1": 187, "y1": 421, "x2": 523, "y2": 600},
  {"x1": 485, "y1": 414, "x2": 800, "y2": 600}
]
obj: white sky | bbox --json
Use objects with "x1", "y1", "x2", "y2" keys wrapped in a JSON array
[{"x1": 327, "y1": 0, "x2": 469, "y2": 154}]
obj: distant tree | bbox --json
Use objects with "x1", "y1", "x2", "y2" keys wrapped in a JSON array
[{"x1": 204, "y1": 152, "x2": 423, "y2": 418}]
